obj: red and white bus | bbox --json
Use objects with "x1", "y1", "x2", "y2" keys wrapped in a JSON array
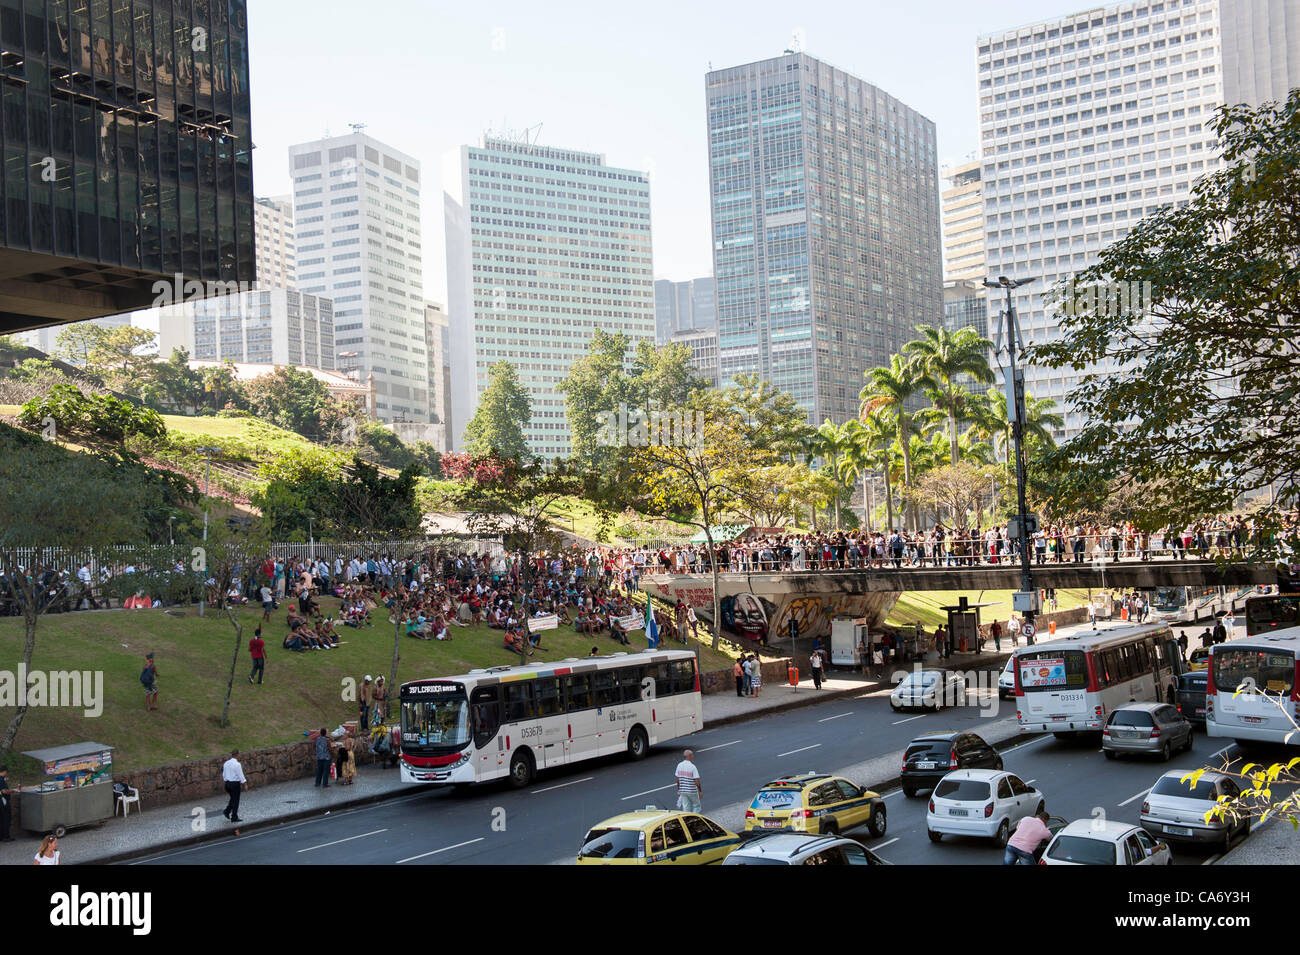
[
  {"x1": 399, "y1": 649, "x2": 703, "y2": 788},
  {"x1": 1014, "y1": 624, "x2": 1184, "y2": 736},
  {"x1": 1206, "y1": 628, "x2": 1300, "y2": 746}
]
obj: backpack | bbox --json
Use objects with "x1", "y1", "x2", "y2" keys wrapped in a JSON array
[{"x1": 139, "y1": 666, "x2": 152, "y2": 686}]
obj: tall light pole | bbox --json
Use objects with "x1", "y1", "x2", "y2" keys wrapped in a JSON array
[
  {"x1": 307, "y1": 515, "x2": 315, "y2": 563},
  {"x1": 197, "y1": 445, "x2": 221, "y2": 617},
  {"x1": 984, "y1": 275, "x2": 1037, "y2": 633}
]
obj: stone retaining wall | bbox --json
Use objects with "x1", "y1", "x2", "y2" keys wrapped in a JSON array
[{"x1": 700, "y1": 658, "x2": 791, "y2": 694}]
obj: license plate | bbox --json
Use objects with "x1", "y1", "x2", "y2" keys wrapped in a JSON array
[
  {"x1": 1164, "y1": 825, "x2": 1193, "y2": 836},
  {"x1": 917, "y1": 761, "x2": 936, "y2": 769},
  {"x1": 1052, "y1": 715, "x2": 1067, "y2": 721},
  {"x1": 1195, "y1": 708, "x2": 1205, "y2": 715},
  {"x1": 949, "y1": 808, "x2": 969, "y2": 816},
  {"x1": 1243, "y1": 716, "x2": 1263, "y2": 723},
  {"x1": 763, "y1": 820, "x2": 783, "y2": 829}
]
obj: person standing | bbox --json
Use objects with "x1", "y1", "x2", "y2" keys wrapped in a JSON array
[
  {"x1": 741, "y1": 656, "x2": 753, "y2": 697},
  {"x1": 359, "y1": 676, "x2": 373, "y2": 732},
  {"x1": 141, "y1": 652, "x2": 159, "y2": 712},
  {"x1": 33, "y1": 834, "x2": 60, "y2": 865},
  {"x1": 685, "y1": 605, "x2": 699, "y2": 643},
  {"x1": 1224, "y1": 611, "x2": 1236, "y2": 636},
  {"x1": 248, "y1": 626, "x2": 266, "y2": 685},
  {"x1": 1007, "y1": 615, "x2": 1021, "y2": 647},
  {"x1": 0, "y1": 765, "x2": 13, "y2": 842},
  {"x1": 222, "y1": 750, "x2": 247, "y2": 823},
  {"x1": 733, "y1": 657, "x2": 744, "y2": 697},
  {"x1": 314, "y1": 728, "x2": 332, "y2": 788},
  {"x1": 809, "y1": 648, "x2": 824, "y2": 689},
  {"x1": 674, "y1": 750, "x2": 703, "y2": 813},
  {"x1": 372, "y1": 676, "x2": 388, "y2": 724},
  {"x1": 1212, "y1": 617, "x2": 1227, "y2": 645},
  {"x1": 1003, "y1": 811, "x2": 1053, "y2": 865},
  {"x1": 750, "y1": 656, "x2": 763, "y2": 698},
  {"x1": 872, "y1": 642, "x2": 884, "y2": 679},
  {"x1": 991, "y1": 620, "x2": 1003, "y2": 653}
]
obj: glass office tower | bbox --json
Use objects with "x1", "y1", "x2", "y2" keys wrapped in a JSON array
[{"x1": 0, "y1": 0, "x2": 254, "y2": 334}]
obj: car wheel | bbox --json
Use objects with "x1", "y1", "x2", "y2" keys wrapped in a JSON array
[
  {"x1": 627, "y1": 726, "x2": 649, "y2": 761},
  {"x1": 902, "y1": 785, "x2": 916, "y2": 798},
  {"x1": 508, "y1": 749, "x2": 535, "y2": 789},
  {"x1": 996, "y1": 819, "x2": 1010, "y2": 846},
  {"x1": 995, "y1": 756, "x2": 1004, "y2": 770},
  {"x1": 927, "y1": 829, "x2": 942, "y2": 843},
  {"x1": 1182, "y1": 728, "x2": 1194, "y2": 753},
  {"x1": 822, "y1": 820, "x2": 839, "y2": 838},
  {"x1": 868, "y1": 806, "x2": 887, "y2": 838},
  {"x1": 1104, "y1": 749, "x2": 1116, "y2": 760},
  {"x1": 1160, "y1": 741, "x2": 1172, "y2": 762}
]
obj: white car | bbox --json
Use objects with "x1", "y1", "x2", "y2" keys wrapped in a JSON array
[
  {"x1": 891, "y1": 670, "x2": 966, "y2": 711},
  {"x1": 997, "y1": 659, "x2": 1016, "y2": 699},
  {"x1": 925, "y1": 769, "x2": 1044, "y2": 845},
  {"x1": 723, "y1": 833, "x2": 891, "y2": 866},
  {"x1": 1042, "y1": 819, "x2": 1173, "y2": 865}
]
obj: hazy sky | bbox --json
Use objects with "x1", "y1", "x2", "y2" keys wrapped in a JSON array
[{"x1": 247, "y1": 0, "x2": 1092, "y2": 301}]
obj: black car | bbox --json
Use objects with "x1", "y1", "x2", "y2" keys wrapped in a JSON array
[
  {"x1": 1175, "y1": 671, "x2": 1208, "y2": 727},
  {"x1": 900, "y1": 732, "x2": 1002, "y2": 797}
]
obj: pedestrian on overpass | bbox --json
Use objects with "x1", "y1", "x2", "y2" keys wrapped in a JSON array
[{"x1": 675, "y1": 750, "x2": 703, "y2": 813}]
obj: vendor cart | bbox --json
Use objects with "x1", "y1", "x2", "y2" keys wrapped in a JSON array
[{"x1": 17, "y1": 742, "x2": 115, "y2": 836}]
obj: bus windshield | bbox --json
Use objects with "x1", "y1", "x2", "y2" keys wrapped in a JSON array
[
  {"x1": 1154, "y1": 588, "x2": 1184, "y2": 610},
  {"x1": 1213, "y1": 648, "x2": 1296, "y2": 697},
  {"x1": 401, "y1": 694, "x2": 471, "y2": 748},
  {"x1": 1017, "y1": 650, "x2": 1087, "y2": 692}
]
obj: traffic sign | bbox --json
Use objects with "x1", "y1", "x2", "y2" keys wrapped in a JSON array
[{"x1": 1021, "y1": 623, "x2": 1036, "y2": 638}]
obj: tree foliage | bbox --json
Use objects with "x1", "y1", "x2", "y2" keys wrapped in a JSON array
[
  {"x1": 18, "y1": 382, "x2": 166, "y2": 448},
  {"x1": 464, "y1": 360, "x2": 532, "y2": 459}
]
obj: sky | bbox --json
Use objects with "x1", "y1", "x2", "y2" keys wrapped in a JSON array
[{"x1": 247, "y1": 0, "x2": 1097, "y2": 302}]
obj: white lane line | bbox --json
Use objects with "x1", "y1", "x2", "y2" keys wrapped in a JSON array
[
  {"x1": 621, "y1": 784, "x2": 676, "y2": 801},
  {"x1": 777, "y1": 743, "x2": 821, "y2": 758},
  {"x1": 999, "y1": 736, "x2": 1054, "y2": 754},
  {"x1": 530, "y1": 776, "x2": 593, "y2": 795},
  {"x1": 891, "y1": 715, "x2": 926, "y2": 725},
  {"x1": 397, "y1": 837, "x2": 485, "y2": 864},
  {"x1": 870, "y1": 837, "x2": 900, "y2": 851},
  {"x1": 1201, "y1": 853, "x2": 1221, "y2": 866},
  {"x1": 698, "y1": 740, "x2": 742, "y2": 753},
  {"x1": 297, "y1": 828, "x2": 388, "y2": 853},
  {"x1": 1119, "y1": 788, "x2": 1150, "y2": 807},
  {"x1": 818, "y1": 712, "x2": 854, "y2": 723}
]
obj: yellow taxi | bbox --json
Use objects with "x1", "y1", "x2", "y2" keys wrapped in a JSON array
[
  {"x1": 576, "y1": 808, "x2": 743, "y2": 865},
  {"x1": 1189, "y1": 647, "x2": 1212, "y2": 671},
  {"x1": 745, "y1": 773, "x2": 887, "y2": 838}
]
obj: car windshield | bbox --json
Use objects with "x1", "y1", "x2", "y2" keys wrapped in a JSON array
[
  {"x1": 934, "y1": 779, "x2": 990, "y2": 801},
  {"x1": 902, "y1": 673, "x2": 939, "y2": 687},
  {"x1": 726, "y1": 856, "x2": 790, "y2": 866},
  {"x1": 1108, "y1": 710, "x2": 1154, "y2": 727},
  {"x1": 577, "y1": 828, "x2": 642, "y2": 859},
  {"x1": 1047, "y1": 835, "x2": 1116, "y2": 865},
  {"x1": 1150, "y1": 775, "x2": 1218, "y2": 800}
]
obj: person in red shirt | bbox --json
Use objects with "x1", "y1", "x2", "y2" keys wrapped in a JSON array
[{"x1": 248, "y1": 626, "x2": 266, "y2": 685}]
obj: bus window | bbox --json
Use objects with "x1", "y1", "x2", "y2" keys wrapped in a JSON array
[
  {"x1": 592, "y1": 671, "x2": 618, "y2": 708},
  {"x1": 1214, "y1": 649, "x2": 1296, "y2": 696},
  {"x1": 504, "y1": 682, "x2": 536, "y2": 723},
  {"x1": 535, "y1": 678, "x2": 563, "y2": 717},
  {"x1": 647, "y1": 662, "x2": 671, "y2": 697},
  {"x1": 672, "y1": 659, "x2": 695, "y2": 695},
  {"x1": 565, "y1": 674, "x2": 591, "y2": 712},
  {"x1": 470, "y1": 686, "x2": 500, "y2": 748},
  {"x1": 617, "y1": 667, "x2": 645, "y2": 704}
]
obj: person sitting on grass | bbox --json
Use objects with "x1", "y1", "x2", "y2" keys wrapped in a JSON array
[
  {"x1": 503, "y1": 628, "x2": 531, "y2": 656},
  {"x1": 405, "y1": 614, "x2": 430, "y2": 640},
  {"x1": 428, "y1": 614, "x2": 450, "y2": 641},
  {"x1": 608, "y1": 611, "x2": 630, "y2": 647},
  {"x1": 283, "y1": 626, "x2": 309, "y2": 652}
]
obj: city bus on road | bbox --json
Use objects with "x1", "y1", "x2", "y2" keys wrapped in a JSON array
[
  {"x1": 399, "y1": 649, "x2": 702, "y2": 789},
  {"x1": 1014, "y1": 624, "x2": 1184, "y2": 737},
  {"x1": 1244, "y1": 565, "x2": 1300, "y2": 637},
  {"x1": 1206, "y1": 628, "x2": 1300, "y2": 746}
]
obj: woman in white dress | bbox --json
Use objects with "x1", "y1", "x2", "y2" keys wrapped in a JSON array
[{"x1": 34, "y1": 834, "x2": 60, "y2": 865}]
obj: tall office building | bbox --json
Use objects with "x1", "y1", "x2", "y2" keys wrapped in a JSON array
[
  {"x1": 979, "y1": 0, "x2": 1300, "y2": 436},
  {"x1": 254, "y1": 196, "x2": 295, "y2": 288},
  {"x1": 942, "y1": 161, "x2": 987, "y2": 281},
  {"x1": 444, "y1": 136, "x2": 654, "y2": 456},
  {"x1": 289, "y1": 131, "x2": 427, "y2": 422},
  {"x1": 424, "y1": 301, "x2": 450, "y2": 452},
  {"x1": 705, "y1": 52, "x2": 943, "y2": 427},
  {"x1": 654, "y1": 276, "x2": 716, "y2": 342},
  {"x1": 943, "y1": 279, "x2": 989, "y2": 339},
  {"x1": 670, "y1": 326, "x2": 722, "y2": 387},
  {"x1": 151, "y1": 288, "x2": 335, "y2": 370},
  {"x1": 0, "y1": 0, "x2": 255, "y2": 336}
]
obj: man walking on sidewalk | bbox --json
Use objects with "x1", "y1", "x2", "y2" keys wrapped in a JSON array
[
  {"x1": 222, "y1": 750, "x2": 247, "y2": 823},
  {"x1": 674, "y1": 750, "x2": 703, "y2": 813}
]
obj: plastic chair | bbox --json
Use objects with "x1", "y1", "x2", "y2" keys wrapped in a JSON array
[{"x1": 114, "y1": 784, "x2": 141, "y2": 817}]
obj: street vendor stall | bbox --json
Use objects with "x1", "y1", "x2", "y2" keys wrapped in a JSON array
[{"x1": 17, "y1": 742, "x2": 115, "y2": 836}]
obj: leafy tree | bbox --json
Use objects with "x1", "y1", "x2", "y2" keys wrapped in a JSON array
[
  {"x1": 455, "y1": 455, "x2": 581, "y2": 555},
  {"x1": 334, "y1": 458, "x2": 424, "y2": 539},
  {"x1": 200, "y1": 363, "x2": 246, "y2": 413},
  {"x1": 905, "y1": 325, "x2": 995, "y2": 465},
  {"x1": 18, "y1": 383, "x2": 166, "y2": 449},
  {"x1": 861, "y1": 355, "x2": 923, "y2": 530},
  {"x1": 557, "y1": 329, "x2": 634, "y2": 467},
  {"x1": 54, "y1": 322, "x2": 111, "y2": 372},
  {"x1": 811, "y1": 420, "x2": 850, "y2": 529},
  {"x1": 463, "y1": 360, "x2": 531, "y2": 459},
  {"x1": 912, "y1": 462, "x2": 1000, "y2": 527},
  {"x1": 1027, "y1": 92, "x2": 1300, "y2": 534},
  {"x1": 89, "y1": 326, "x2": 159, "y2": 394},
  {"x1": 139, "y1": 347, "x2": 206, "y2": 413},
  {"x1": 242, "y1": 365, "x2": 335, "y2": 439},
  {"x1": 724, "y1": 373, "x2": 813, "y2": 462},
  {"x1": 200, "y1": 520, "x2": 271, "y2": 728}
]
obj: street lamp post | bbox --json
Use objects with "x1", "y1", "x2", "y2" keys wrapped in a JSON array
[
  {"x1": 984, "y1": 276, "x2": 1037, "y2": 633},
  {"x1": 197, "y1": 445, "x2": 221, "y2": 617},
  {"x1": 307, "y1": 516, "x2": 315, "y2": 562}
]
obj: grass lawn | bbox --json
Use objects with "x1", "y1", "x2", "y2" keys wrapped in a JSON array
[
  {"x1": 0, "y1": 602, "x2": 737, "y2": 780},
  {"x1": 886, "y1": 587, "x2": 1094, "y2": 630}
]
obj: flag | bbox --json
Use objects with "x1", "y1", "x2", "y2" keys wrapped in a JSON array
[{"x1": 645, "y1": 598, "x2": 659, "y2": 649}]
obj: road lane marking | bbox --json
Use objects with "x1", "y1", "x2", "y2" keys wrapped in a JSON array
[
  {"x1": 397, "y1": 837, "x2": 485, "y2": 864},
  {"x1": 530, "y1": 776, "x2": 593, "y2": 795},
  {"x1": 818, "y1": 712, "x2": 854, "y2": 723},
  {"x1": 891, "y1": 715, "x2": 926, "y2": 725},
  {"x1": 776, "y1": 744, "x2": 821, "y2": 758},
  {"x1": 1119, "y1": 788, "x2": 1150, "y2": 807},
  {"x1": 621, "y1": 784, "x2": 676, "y2": 801},
  {"x1": 1000, "y1": 736, "x2": 1053, "y2": 754},
  {"x1": 870, "y1": 837, "x2": 900, "y2": 851},
  {"x1": 297, "y1": 828, "x2": 388, "y2": 853},
  {"x1": 698, "y1": 740, "x2": 742, "y2": 753}
]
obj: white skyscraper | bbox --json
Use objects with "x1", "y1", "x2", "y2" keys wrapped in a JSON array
[
  {"x1": 444, "y1": 137, "x2": 654, "y2": 456},
  {"x1": 289, "y1": 131, "x2": 428, "y2": 422},
  {"x1": 979, "y1": 0, "x2": 1300, "y2": 437},
  {"x1": 254, "y1": 196, "x2": 296, "y2": 289}
]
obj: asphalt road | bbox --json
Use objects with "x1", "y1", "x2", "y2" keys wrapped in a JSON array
[{"x1": 127, "y1": 667, "x2": 1281, "y2": 866}]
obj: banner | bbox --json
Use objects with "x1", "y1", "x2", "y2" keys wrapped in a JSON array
[
  {"x1": 526, "y1": 614, "x2": 559, "y2": 633},
  {"x1": 615, "y1": 613, "x2": 644, "y2": 631}
]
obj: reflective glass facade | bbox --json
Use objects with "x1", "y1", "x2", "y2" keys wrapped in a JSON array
[{"x1": 0, "y1": 0, "x2": 254, "y2": 332}]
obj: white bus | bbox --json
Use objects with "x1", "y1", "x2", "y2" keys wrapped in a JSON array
[
  {"x1": 1206, "y1": 628, "x2": 1300, "y2": 746},
  {"x1": 1014, "y1": 624, "x2": 1184, "y2": 736},
  {"x1": 399, "y1": 649, "x2": 703, "y2": 788}
]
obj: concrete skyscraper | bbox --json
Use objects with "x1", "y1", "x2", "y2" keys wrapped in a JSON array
[
  {"x1": 654, "y1": 276, "x2": 716, "y2": 342},
  {"x1": 289, "y1": 131, "x2": 427, "y2": 422},
  {"x1": 705, "y1": 51, "x2": 943, "y2": 426},
  {"x1": 942, "y1": 161, "x2": 987, "y2": 281},
  {"x1": 979, "y1": 0, "x2": 1300, "y2": 437},
  {"x1": 254, "y1": 196, "x2": 296, "y2": 289},
  {"x1": 444, "y1": 137, "x2": 654, "y2": 456}
]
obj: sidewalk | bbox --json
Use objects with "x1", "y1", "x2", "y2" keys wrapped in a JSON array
[{"x1": 0, "y1": 621, "x2": 1095, "y2": 866}]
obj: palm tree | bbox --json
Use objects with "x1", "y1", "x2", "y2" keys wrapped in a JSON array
[
  {"x1": 839, "y1": 415, "x2": 895, "y2": 533},
  {"x1": 861, "y1": 355, "x2": 923, "y2": 530},
  {"x1": 812, "y1": 419, "x2": 850, "y2": 529},
  {"x1": 905, "y1": 325, "x2": 995, "y2": 466},
  {"x1": 972, "y1": 387, "x2": 1065, "y2": 464}
]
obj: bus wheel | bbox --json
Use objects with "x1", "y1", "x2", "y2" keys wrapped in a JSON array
[
  {"x1": 627, "y1": 726, "x2": 649, "y2": 761},
  {"x1": 508, "y1": 749, "x2": 534, "y2": 789}
]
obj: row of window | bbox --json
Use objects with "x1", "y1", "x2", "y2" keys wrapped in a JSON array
[{"x1": 474, "y1": 659, "x2": 697, "y2": 724}]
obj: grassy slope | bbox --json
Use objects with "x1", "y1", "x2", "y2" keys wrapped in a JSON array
[
  {"x1": 886, "y1": 587, "x2": 1093, "y2": 630},
  {"x1": 0, "y1": 603, "x2": 737, "y2": 780}
]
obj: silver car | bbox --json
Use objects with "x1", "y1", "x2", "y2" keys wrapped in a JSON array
[
  {"x1": 1140, "y1": 770, "x2": 1251, "y2": 851},
  {"x1": 1101, "y1": 702, "x2": 1193, "y2": 761}
]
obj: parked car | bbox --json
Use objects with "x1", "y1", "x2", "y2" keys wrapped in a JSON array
[
  {"x1": 925, "y1": 768, "x2": 1044, "y2": 846},
  {"x1": 1101, "y1": 702, "x2": 1194, "y2": 761},
  {"x1": 723, "y1": 832, "x2": 890, "y2": 865},
  {"x1": 1140, "y1": 769, "x2": 1250, "y2": 851},
  {"x1": 900, "y1": 732, "x2": 1003, "y2": 798},
  {"x1": 1042, "y1": 819, "x2": 1172, "y2": 865},
  {"x1": 1175, "y1": 671, "x2": 1208, "y2": 727},
  {"x1": 890, "y1": 669, "x2": 967, "y2": 711},
  {"x1": 576, "y1": 809, "x2": 741, "y2": 865},
  {"x1": 744, "y1": 773, "x2": 886, "y2": 838}
]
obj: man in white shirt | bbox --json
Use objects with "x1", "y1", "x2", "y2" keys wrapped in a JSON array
[
  {"x1": 674, "y1": 750, "x2": 703, "y2": 813},
  {"x1": 222, "y1": 750, "x2": 248, "y2": 823}
]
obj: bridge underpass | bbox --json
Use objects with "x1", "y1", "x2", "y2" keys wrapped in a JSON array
[{"x1": 641, "y1": 561, "x2": 1272, "y2": 645}]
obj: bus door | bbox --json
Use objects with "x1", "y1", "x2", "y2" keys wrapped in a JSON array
[
  {"x1": 564, "y1": 674, "x2": 597, "y2": 762},
  {"x1": 470, "y1": 686, "x2": 501, "y2": 777}
]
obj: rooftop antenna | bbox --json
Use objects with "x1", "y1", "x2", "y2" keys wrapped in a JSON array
[{"x1": 349, "y1": 122, "x2": 366, "y2": 135}]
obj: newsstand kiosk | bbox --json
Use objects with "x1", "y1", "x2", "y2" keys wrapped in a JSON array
[{"x1": 18, "y1": 742, "x2": 115, "y2": 836}]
